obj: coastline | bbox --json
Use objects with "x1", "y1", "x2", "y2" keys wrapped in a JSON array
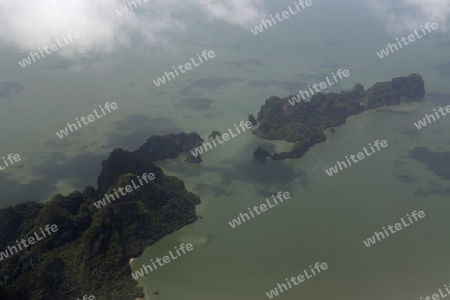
[
  {"x1": 0, "y1": 74, "x2": 432, "y2": 299},
  {"x1": 0, "y1": 140, "x2": 202, "y2": 299},
  {"x1": 252, "y1": 73, "x2": 425, "y2": 160},
  {"x1": 131, "y1": 215, "x2": 200, "y2": 300}
]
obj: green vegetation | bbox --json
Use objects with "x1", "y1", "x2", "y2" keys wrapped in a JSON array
[
  {"x1": 253, "y1": 73, "x2": 425, "y2": 159},
  {"x1": 0, "y1": 148, "x2": 200, "y2": 300},
  {"x1": 253, "y1": 147, "x2": 271, "y2": 162},
  {"x1": 135, "y1": 132, "x2": 203, "y2": 161}
]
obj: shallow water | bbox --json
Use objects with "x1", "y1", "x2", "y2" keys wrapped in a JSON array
[
  {"x1": 1, "y1": 0, "x2": 450, "y2": 299},
  {"x1": 134, "y1": 94, "x2": 450, "y2": 300}
]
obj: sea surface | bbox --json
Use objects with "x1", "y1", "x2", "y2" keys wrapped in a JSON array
[{"x1": 1, "y1": 0, "x2": 450, "y2": 299}]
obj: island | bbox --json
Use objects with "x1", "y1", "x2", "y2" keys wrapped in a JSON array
[
  {"x1": 135, "y1": 132, "x2": 203, "y2": 161},
  {"x1": 208, "y1": 131, "x2": 221, "y2": 140},
  {"x1": 0, "y1": 134, "x2": 202, "y2": 300},
  {"x1": 252, "y1": 73, "x2": 425, "y2": 160}
]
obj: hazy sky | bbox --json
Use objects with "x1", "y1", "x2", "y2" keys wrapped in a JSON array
[{"x1": 0, "y1": 0, "x2": 448, "y2": 65}]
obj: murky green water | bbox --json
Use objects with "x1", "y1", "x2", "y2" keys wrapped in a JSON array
[{"x1": 1, "y1": 0, "x2": 450, "y2": 299}]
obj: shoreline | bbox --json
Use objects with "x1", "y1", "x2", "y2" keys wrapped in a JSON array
[{"x1": 252, "y1": 73, "x2": 425, "y2": 160}]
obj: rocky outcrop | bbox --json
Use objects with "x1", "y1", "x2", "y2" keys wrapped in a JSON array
[
  {"x1": 208, "y1": 131, "x2": 221, "y2": 140},
  {"x1": 248, "y1": 114, "x2": 257, "y2": 126},
  {"x1": 392, "y1": 73, "x2": 425, "y2": 98},
  {"x1": 135, "y1": 132, "x2": 203, "y2": 162},
  {"x1": 185, "y1": 154, "x2": 202, "y2": 163},
  {"x1": 0, "y1": 147, "x2": 201, "y2": 300},
  {"x1": 97, "y1": 148, "x2": 164, "y2": 195},
  {"x1": 253, "y1": 74, "x2": 425, "y2": 160},
  {"x1": 253, "y1": 147, "x2": 271, "y2": 162},
  {"x1": 366, "y1": 81, "x2": 401, "y2": 109},
  {"x1": 366, "y1": 73, "x2": 425, "y2": 109}
]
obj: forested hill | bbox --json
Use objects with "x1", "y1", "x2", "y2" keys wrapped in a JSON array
[
  {"x1": 253, "y1": 73, "x2": 425, "y2": 160},
  {"x1": 0, "y1": 141, "x2": 201, "y2": 300}
]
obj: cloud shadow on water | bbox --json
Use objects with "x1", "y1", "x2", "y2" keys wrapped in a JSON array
[
  {"x1": 105, "y1": 114, "x2": 182, "y2": 150},
  {"x1": 176, "y1": 98, "x2": 213, "y2": 111},
  {"x1": 226, "y1": 59, "x2": 265, "y2": 69},
  {"x1": 31, "y1": 151, "x2": 104, "y2": 188},
  {"x1": 434, "y1": 62, "x2": 450, "y2": 77},
  {"x1": 0, "y1": 82, "x2": 25, "y2": 98},
  {"x1": 219, "y1": 158, "x2": 308, "y2": 192},
  {"x1": 180, "y1": 76, "x2": 242, "y2": 96},
  {"x1": 409, "y1": 146, "x2": 450, "y2": 180},
  {"x1": 0, "y1": 151, "x2": 105, "y2": 208},
  {"x1": 414, "y1": 180, "x2": 450, "y2": 197}
]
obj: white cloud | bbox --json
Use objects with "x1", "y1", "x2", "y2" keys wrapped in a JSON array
[
  {"x1": 199, "y1": 0, "x2": 264, "y2": 27},
  {"x1": 0, "y1": 0, "x2": 264, "y2": 59},
  {"x1": 368, "y1": 0, "x2": 450, "y2": 35}
]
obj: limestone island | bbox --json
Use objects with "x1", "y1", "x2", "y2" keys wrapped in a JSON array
[
  {"x1": 0, "y1": 132, "x2": 203, "y2": 300},
  {"x1": 252, "y1": 73, "x2": 425, "y2": 160}
]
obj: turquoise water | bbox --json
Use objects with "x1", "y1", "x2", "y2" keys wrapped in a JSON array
[{"x1": 1, "y1": 0, "x2": 450, "y2": 299}]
